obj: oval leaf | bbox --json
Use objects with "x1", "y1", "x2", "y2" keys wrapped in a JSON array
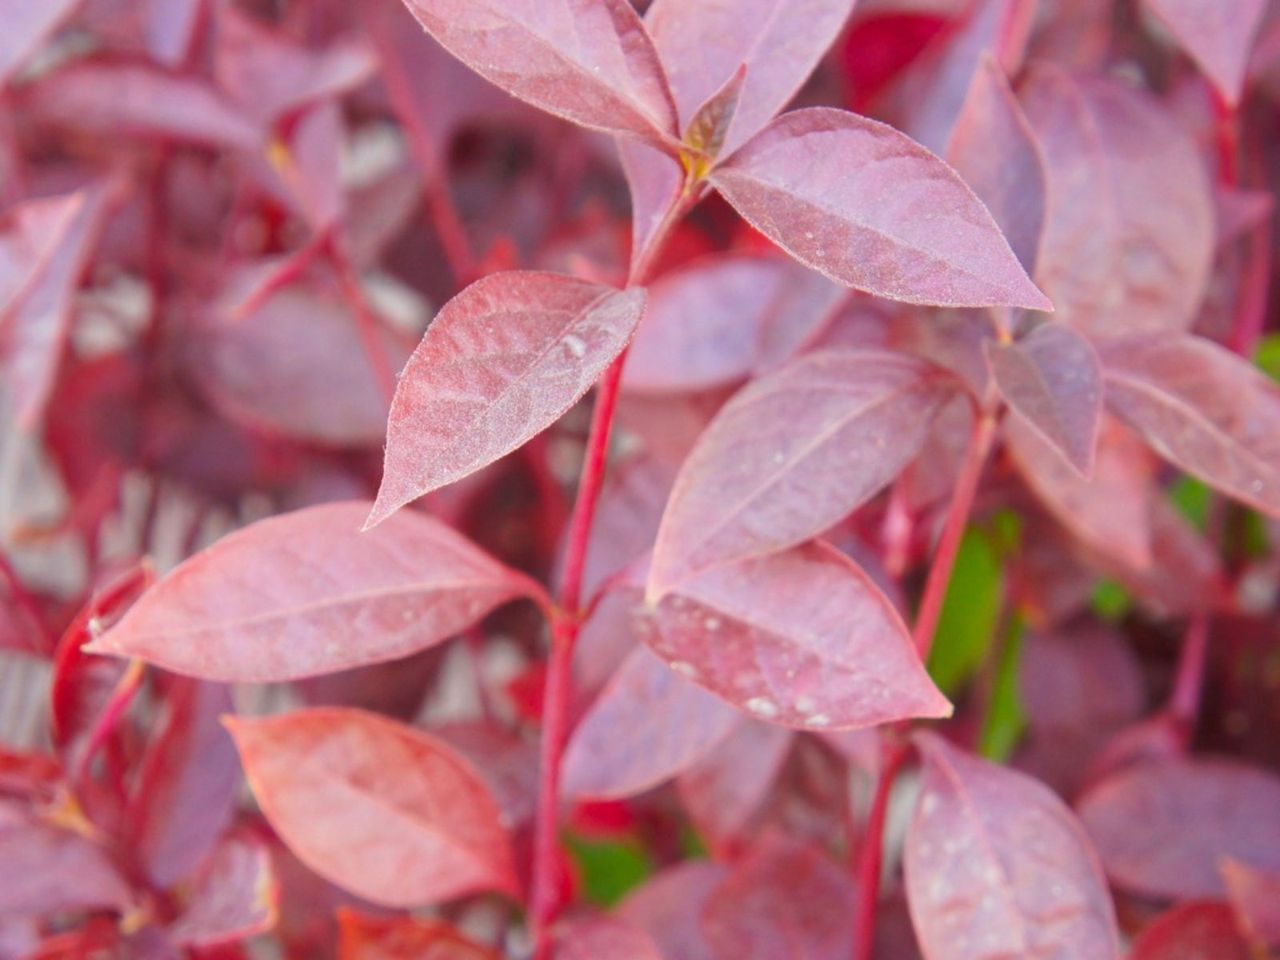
[
  {"x1": 905, "y1": 733, "x2": 1121, "y2": 960},
  {"x1": 226, "y1": 708, "x2": 518, "y2": 907},
  {"x1": 368, "y1": 272, "x2": 646, "y2": 526},
  {"x1": 1129, "y1": 901, "x2": 1252, "y2": 960},
  {"x1": 1144, "y1": 0, "x2": 1268, "y2": 105},
  {"x1": 87, "y1": 501, "x2": 535, "y2": 682},
  {"x1": 649, "y1": 349, "x2": 957, "y2": 595},
  {"x1": 641, "y1": 541, "x2": 951, "y2": 730},
  {"x1": 710, "y1": 107, "x2": 1051, "y2": 309}
]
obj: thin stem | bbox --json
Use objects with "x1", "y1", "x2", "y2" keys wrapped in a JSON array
[
  {"x1": 913, "y1": 410, "x2": 999, "y2": 660},
  {"x1": 331, "y1": 237, "x2": 399, "y2": 404},
  {"x1": 1167, "y1": 611, "x2": 1210, "y2": 747},
  {"x1": 851, "y1": 741, "x2": 910, "y2": 960}
]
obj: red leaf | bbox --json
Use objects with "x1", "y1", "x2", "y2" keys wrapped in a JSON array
[
  {"x1": 1099, "y1": 334, "x2": 1280, "y2": 518},
  {"x1": 397, "y1": 0, "x2": 679, "y2": 150},
  {"x1": 649, "y1": 349, "x2": 956, "y2": 594},
  {"x1": 904, "y1": 733, "x2": 1121, "y2": 960},
  {"x1": 1220, "y1": 859, "x2": 1280, "y2": 949},
  {"x1": 562, "y1": 646, "x2": 741, "y2": 800},
  {"x1": 555, "y1": 918, "x2": 665, "y2": 960},
  {"x1": 225, "y1": 708, "x2": 519, "y2": 907},
  {"x1": 1021, "y1": 68, "x2": 1214, "y2": 338},
  {"x1": 618, "y1": 861, "x2": 727, "y2": 960},
  {"x1": 168, "y1": 832, "x2": 279, "y2": 948},
  {"x1": 368, "y1": 272, "x2": 646, "y2": 526},
  {"x1": 1077, "y1": 757, "x2": 1280, "y2": 900},
  {"x1": 711, "y1": 108, "x2": 1052, "y2": 309},
  {"x1": 338, "y1": 910, "x2": 501, "y2": 960},
  {"x1": 987, "y1": 323, "x2": 1102, "y2": 476},
  {"x1": 87, "y1": 501, "x2": 536, "y2": 682},
  {"x1": 1128, "y1": 901, "x2": 1252, "y2": 960},
  {"x1": 0, "y1": 0, "x2": 80, "y2": 87},
  {"x1": 1144, "y1": 0, "x2": 1268, "y2": 105},
  {"x1": 641, "y1": 541, "x2": 950, "y2": 730}
]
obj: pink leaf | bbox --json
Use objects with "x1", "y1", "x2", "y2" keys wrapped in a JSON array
[
  {"x1": 1021, "y1": 68, "x2": 1214, "y2": 338},
  {"x1": 1099, "y1": 334, "x2": 1280, "y2": 518},
  {"x1": 168, "y1": 832, "x2": 278, "y2": 948},
  {"x1": 641, "y1": 541, "x2": 951, "y2": 730},
  {"x1": 905, "y1": 733, "x2": 1121, "y2": 960},
  {"x1": 225, "y1": 708, "x2": 519, "y2": 907},
  {"x1": 143, "y1": 0, "x2": 204, "y2": 67},
  {"x1": 987, "y1": 323, "x2": 1102, "y2": 476},
  {"x1": 649, "y1": 349, "x2": 957, "y2": 594},
  {"x1": 618, "y1": 861, "x2": 727, "y2": 960},
  {"x1": 368, "y1": 272, "x2": 646, "y2": 526},
  {"x1": 397, "y1": 0, "x2": 678, "y2": 150},
  {"x1": 0, "y1": 0, "x2": 80, "y2": 87},
  {"x1": 86, "y1": 501, "x2": 537, "y2": 682},
  {"x1": 1128, "y1": 901, "x2": 1252, "y2": 960},
  {"x1": 1144, "y1": 0, "x2": 1268, "y2": 105},
  {"x1": 1221, "y1": 859, "x2": 1280, "y2": 949},
  {"x1": 555, "y1": 918, "x2": 665, "y2": 960},
  {"x1": 711, "y1": 108, "x2": 1051, "y2": 309},
  {"x1": 562, "y1": 646, "x2": 741, "y2": 800},
  {"x1": 1077, "y1": 757, "x2": 1280, "y2": 900}
]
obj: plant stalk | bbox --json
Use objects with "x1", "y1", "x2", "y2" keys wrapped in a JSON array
[{"x1": 851, "y1": 740, "x2": 910, "y2": 960}]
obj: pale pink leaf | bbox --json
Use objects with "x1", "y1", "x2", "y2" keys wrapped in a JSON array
[
  {"x1": 618, "y1": 861, "x2": 727, "y2": 960},
  {"x1": 987, "y1": 323, "x2": 1102, "y2": 476},
  {"x1": 1128, "y1": 901, "x2": 1252, "y2": 960},
  {"x1": 641, "y1": 541, "x2": 951, "y2": 730},
  {"x1": 226, "y1": 708, "x2": 519, "y2": 907},
  {"x1": 144, "y1": 0, "x2": 204, "y2": 67},
  {"x1": 397, "y1": 0, "x2": 679, "y2": 149},
  {"x1": 711, "y1": 108, "x2": 1051, "y2": 309},
  {"x1": 562, "y1": 646, "x2": 741, "y2": 800},
  {"x1": 1145, "y1": 0, "x2": 1268, "y2": 105},
  {"x1": 86, "y1": 501, "x2": 536, "y2": 682},
  {"x1": 168, "y1": 832, "x2": 278, "y2": 948},
  {"x1": 0, "y1": 0, "x2": 80, "y2": 87},
  {"x1": 649, "y1": 349, "x2": 957, "y2": 594},
  {"x1": 555, "y1": 918, "x2": 665, "y2": 960},
  {"x1": 620, "y1": 141, "x2": 685, "y2": 279},
  {"x1": 368, "y1": 272, "x2": 646, "y2": 526},
  {"x1": 905, "y1": 733, "x2": 1121, "y2": 960},
  {"x1": 1221, "y1": 859, "x2": 1280, "y2": 949},
  {"x1": 1077, "y1": 757, "x2": 1280, "y2": 900}
]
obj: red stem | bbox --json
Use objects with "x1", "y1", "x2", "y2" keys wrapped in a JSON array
[
  {"x1": 331, "y1": 237, "x2": 399, "y2": 404},
  {"x1": 1168, "y1": 613, "x2": 1211, "y2": 748},
  {"x1": 851, "y1": 741, "x2": 910, "y2": 960}
]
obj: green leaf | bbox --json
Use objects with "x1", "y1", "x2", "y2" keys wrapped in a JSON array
[
  {"x1": 1091, "y1": 579, "x2": 1132, "y2": 622},
  {"x1": 927, "y1": 526, "x2": 1005, "y2": 694},
  {"x1": 1169, "y1": 475, "x2": 1211, "y2": 530},
  {"x1": 978, "y1": 613, "x2": 1027, "y2": 762},
  {"x1": 564, "y1": 835, "x2": 652, "y2": 907},
  {"x1": 1255, "y1": 332, "x2": 1280, "y2": 383}
]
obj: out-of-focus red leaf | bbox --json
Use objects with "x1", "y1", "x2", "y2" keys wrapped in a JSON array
[
  {"x1": 622, "y1": 255, "x2": 845, "y2": 395},
  {"x1": 580, "y1": 456, "x2": 673, "y2": 602},
  {"x1": 0, "y1": 748, "x2": 61, "y2": 799},
  {"x1": 143, "y1": 0, "x2": 203, "y2": 67},
  {"x1": 702, "y1": 833, "x2": 855, "y2": 960},
  {"x1": 0, "y1": 0, "x2": 80, "y2": 87},
  {"x1": 618, "y1": 861, "x2": 727, "y2": 960},
  {"x1": 710, "y1": 108, "x2": 1051, "y2": 309},
  {"x1": 337, "y1": 909, "x2": 500, "y2": 960},
  {"x1": 1099, "y1": 335, "x2": 1280, "y2": 518},
  {"x1": 1220, "y1": 859, "x2": 1280, "y2": 949},
  {"x1": 649, "y1": 349, "x2": 956, "y2": 594},
  {"x1": 1144, "y1": 0, "x2": 1268, "y2": 105},
  {"x1": 987, "y1": 323, "x2": 1102, "y2": 476},
  {"x1": 555, "y1": 918, "x2": 665, "y2": 960},
  {"x1": 397, "y1": 0, "x2": 679, "y2": 150},
  {"x1": 1101, "y1": 497, "x2": 1225, "y2": 617},
  {"x1": 1021, "y1": 68, "x2": 1214, "y2": 338},
  {"x1": 904, "y1": 733, "x2": 1121, "y2": 960},
  {"x1": 1128, "y1": 901, "x2": 1252, "y2": 960},
  {"x1": 274, "y1": 102, "x2": 346, "y2": 233},
  {"x1": 88, "y1": 502, "x2": 536, "y2": 682},
  {"x1": 562, "y1": 646, "x2": 741, "y2": 800},
  {"x1": 641, "y1": 540, "x2": 951, "y2": 729},
  {"x1": 226, "y1": 708, "x2": 519, "y2": 907},
  {"x1": 644, "y1": 0, "x2": 855, "y2": 155},
  {"x1": 1077, "y1": 757, "x2": 1280, "y2": 900},
  {"x1": 168, "y1": 832, "x2": 278, "y2": 948},
  {"x1": 368, "y1": 272, "x2": 646, "y2": 526}
]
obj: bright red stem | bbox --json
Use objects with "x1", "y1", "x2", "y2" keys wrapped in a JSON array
[{"x1": 852, "y1": 741, "x2": 910, "y2": 960}]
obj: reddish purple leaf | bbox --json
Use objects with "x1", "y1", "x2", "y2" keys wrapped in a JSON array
[
  {"x1": 1099, "y1": 335, "x2": 1280, "y2": 518},
  {"x1": 1077, "y1": 757, "x2": 1280, "y2": 900},
  {"x1": 987, "y1": 323, "x2": 1102, "y2": 476},
  {"x1": 168, "y1": 832, "x2": 278, "y2": 948},
  {"x1": 338, "y1": 910, "x2": 501, "y2": 960},
  {"x1": 645, "y1": 0, "x2": 856, "y2": 155},
  {"x1": 0, "y1": 0, "x2": 80, "y2": 87},
  {"x1": 1128, "y1": 901, "x2": 1252, "y2": 960},
  {"x1": 641, "y1": 540, "x2": 951, "y2": 730},
  {"x1": 555, "y1": 918, "x2": 665, "y2": 960},
  {"x1": 649, "y1": 349, "x2": 957, "y2": 594},
  {"x1": 623, "y1": 254, "x2": 845, "y2": 395},
  {"x1": 1145, "y1": 0, "x2": 1268, "y2": 105},
  {"x1": 562, "y1": 646, "x2": 741, "y2": 800},
  {"x1": 711, "y1": 108, "x2": 1051, "y2": 309},
  {"x1": 143, "y1": 0, "x2": 203, "y2": 67},
  {"x1": 397, "y1": 0, "x2": 679, "y2": 150},
  {"x1": 1221, "y1": 859, "x2": 1280, "y2": 949},
  {"x1": 368, "y1": 272, "x2": 646, "y2": 526},
  {"x1": 1021, "y1": 68, "x2": 1214, "y2": 338},
  {"x1": 905, "y1": 733, "x2": 1121, "y2": 960},
  {"x1": 618, "y1": 861, "x2": 727, "y2": 960},
  {"x1": 226, "y1": 708, "x2": 519, "y2": 907},
  {"x1": 87, "y1": 501, "x2": 536, "y2": 682}
]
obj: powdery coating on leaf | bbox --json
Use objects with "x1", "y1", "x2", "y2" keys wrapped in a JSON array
[
  {"x1": 225, "y1": 708, "x2": 519, "y2": 908},
  {"x1": 641, "y1": 541, "x2": 951, "y2": 730},
  {"x1": 398, "y1": 0, "x2": 678, "y2": 149},
  {"x1": 368, "y1": 272, "x2": 646, "y2": 526},
  {"x1": 618, "y1": 861, "x2": 727, "y2": 960},
  {"x1": 168, "y1": 833, "x2": 279, "y2": 948},
  {"x1": 905, "y1": 733, "x2": 1121, "y2": 960},
  {"x1": 1022, "y1": 68, "x2": 1214, "y2": 339},
  {"x1": 623, "y1": 255, "x2": 846, "y2": 394},
  {"x1": 945, "y1": 56, "x2": 1047, "y2": 277},
  {"x1": 555, "y1": 918, "x2": 666, "y2": 960},
  {"x1": 1145, "y1": 0, "x2": 1268, "y2": 105},
  {"x1": 562, "y1": 646, "x2": 741, "y2": 800},
  {"x1": 1099, "y1": 334, "x2": 1280, "y2": 519},
  {"x1": 0, "y1": 0, "x2": 80, "y2": 86},
  {"x1": 1077, "y1": 757, "x2": 1280, "y2": 900},
  {"x1": 1128, "y1": 901, "x2": 1252, "y2": 960},
  {"x1": 87, "y1": 501, "x2": 533, "y2": 682},
  {"x1": 711, "y1": 108, "x2": 1051, "y2": 309},
  {"x1": 649, "y1": 348, "x2": 957, "y2": 594},
  {"x1": 1221, "y1": 859, "x2": 1280, "y2": 948},
  {"x1": 645, "y1": 0, "x2": 856, "y2": 154},
  {"x1": 987, "y1": 323, "x2": 1102, "y2": 476}
]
